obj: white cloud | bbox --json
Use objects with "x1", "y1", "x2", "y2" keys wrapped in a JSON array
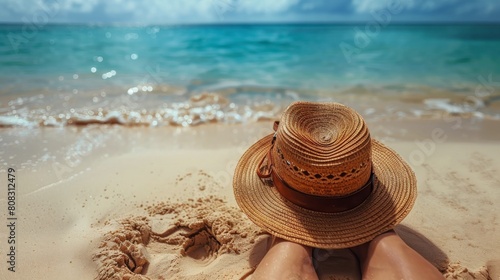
[
  {"x1": 101, "y1": 0, "x2": 299, "y2": 21},
  {"x1": 350, "y1": 0, "x2": 446, "y2": 13},
  {"x1": 1, "y1": 0, "x2": 97, "y2": 21},
  {"x1": 3, "y1": 0, "x2": 96, "y2": 15},
  {"x1": 236, "y1": 0, "x2": 299, "y2": 13},
  {"x1": 351, "y1": 0, "x2": 394, "y2": 13},
  {"x1": 0, "y1": 0, "x2": 299, "y2": 23},
  {"x1": 351, "y1": 0, "x2": 500, "y2": 16},
  {"x1": 60, "y1": 0, "x2": 99, "y2": 13},
  {"x1": 1, "y1": 0, "x2": 499, "y2": 23},
  {"x1": 102, "y1": 0, "x2": 216, "y2": 19}
]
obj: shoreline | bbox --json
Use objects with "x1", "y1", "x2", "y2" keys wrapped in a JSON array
[{"x1": 1, "y1": 82, "x2": 500, "y2": 129}]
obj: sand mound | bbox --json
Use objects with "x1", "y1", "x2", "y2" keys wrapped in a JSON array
[
  {"x1": 92, "y1": 196, "x2": 265, "y2": 280},
  {"x1": 93, "y1": 217, "x2": 151, "y2": 279},
  {"x1": 444, "y1": 263, "x2": 490, "y2": 280}
]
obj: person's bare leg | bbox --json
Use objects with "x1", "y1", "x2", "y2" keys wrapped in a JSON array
[
  {"x1": 351, "y1": 231, "x2": 445, "y2": 280},
  {"x1": 252, "y1": 237, "x2": 319, "y2": 280}
]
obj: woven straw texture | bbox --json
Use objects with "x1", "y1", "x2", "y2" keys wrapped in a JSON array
[
  {"x1": 273, "y1": 102, "x2": 372, "y2": 196},
  {"x1": 233, "y1": 102, "x2": 417, "y2": 249}
]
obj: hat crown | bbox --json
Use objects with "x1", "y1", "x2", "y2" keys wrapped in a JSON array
[{"x1": 272, "y1": 102, "x2": 372, "y2": 196}]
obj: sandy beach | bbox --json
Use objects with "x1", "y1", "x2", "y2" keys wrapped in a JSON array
[{"x1": 0, "y1": 117, "x2": 499, "y2": 280}]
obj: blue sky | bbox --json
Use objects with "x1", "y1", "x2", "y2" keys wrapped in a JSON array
[{"x1": 1, "y1": 0, "x2": 499, "y2": 24}]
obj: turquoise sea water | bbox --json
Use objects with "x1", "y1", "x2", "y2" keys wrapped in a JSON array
[{"x1": 1, "y1": 24, "x2": 500, "y2": 126}]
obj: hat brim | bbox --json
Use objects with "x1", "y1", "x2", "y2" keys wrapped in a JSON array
[{"x1": 233, "y1": 134, "x2": 417, "y2": 249}]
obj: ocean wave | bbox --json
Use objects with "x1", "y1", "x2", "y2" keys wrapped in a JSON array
[
  {"x1": 423, "y1": 97, "x2": 484, "y2": 115},
  {"x1": 0, "y1": 93, "x2": 283, "y2": 128},
  {"x1": 1, "y1": 83, "x2": 500, "y2": 128},
  {"x1": 0, "y1": 115, "x2": 37, "y2": 127}
]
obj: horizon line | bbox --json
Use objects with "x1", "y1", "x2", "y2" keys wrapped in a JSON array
[{"x1": 1, "y1": 20, "x2": 500, "y2": 27}]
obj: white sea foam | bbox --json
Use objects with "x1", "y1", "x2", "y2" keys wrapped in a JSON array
[
  {"x1": 1, "y1": 82, "x2": 499, "y2": 128},
  {"x1": 0, "y1": 115, "x2": 36, "y2": 127}
]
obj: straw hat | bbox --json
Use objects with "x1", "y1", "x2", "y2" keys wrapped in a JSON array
[{"x1": 233, "y1": 101, "x2": 416, "y2": 249}]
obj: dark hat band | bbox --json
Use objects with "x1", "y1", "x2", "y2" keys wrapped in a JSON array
[{"x1": 257, "y1": 148, "x2": 373, "y2": 213}]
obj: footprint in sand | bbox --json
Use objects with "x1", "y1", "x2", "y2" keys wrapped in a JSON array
[{"x1": 92, "y1": 196, "x2": 264, "y2": 280}]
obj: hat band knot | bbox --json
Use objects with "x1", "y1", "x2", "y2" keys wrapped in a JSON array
[{"x1": 257, "y1": 148, "x2": 373, "y2": 213}]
